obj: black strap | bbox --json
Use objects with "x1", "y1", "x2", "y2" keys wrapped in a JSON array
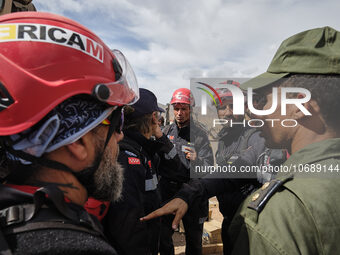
[
  {"x1": 33, "y1": 186, "x2": 105, "y2": 238},
  {"x1": 6, "y1": 146, "x2": 73, "y2": 173},
  {"x1": 0, "y1": 204, "x2": 35, "y2": 227},
  {"x1": 104, "y1": 106, "x2": 123, "y2": 148},
  {"x1": 0, "y1": 186, "x2": 105, "y2": 241},
  {"x1": 0, "y1": 203, "x2": 104, "y2": 237},
  {"x1": 33, "y1": 186, "x2": 78, "y2": 221},
  {"x1": 2, "y1": 221, "x2": 101, "y2": 237}
]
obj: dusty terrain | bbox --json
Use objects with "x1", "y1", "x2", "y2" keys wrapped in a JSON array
[{"x1": 174, "y1": 196, "x2": 223, "y2": 255}]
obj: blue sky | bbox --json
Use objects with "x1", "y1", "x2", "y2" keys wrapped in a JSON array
[{"x1": 34, "y1": 0, "x2": 340, "y2": 104}]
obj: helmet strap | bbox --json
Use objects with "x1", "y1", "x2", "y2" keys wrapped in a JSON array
[{"x1": 5, "y1": 145, "x2": 74, "y2": 173}]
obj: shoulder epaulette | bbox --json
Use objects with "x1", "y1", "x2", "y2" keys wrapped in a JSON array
[{"x1": 248, "y1": 174, "x2": 294, "y2": 213}]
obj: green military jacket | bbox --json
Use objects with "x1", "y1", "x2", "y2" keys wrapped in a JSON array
[{"x1": 229, "y1": 138, "x2": 340, "y2": 255}]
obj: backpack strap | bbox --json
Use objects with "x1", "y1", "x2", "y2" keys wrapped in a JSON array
[
  {"x1": 2, "y1": 214, "x2": 103, "y2": 237},
  {"x1": 0, "y1": 185, "x2": 105, "y2": 239}
]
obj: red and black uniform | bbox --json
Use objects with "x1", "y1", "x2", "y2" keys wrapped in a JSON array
[{"x1": 103, "y1": 130, "x2": 178, "y2": 255}]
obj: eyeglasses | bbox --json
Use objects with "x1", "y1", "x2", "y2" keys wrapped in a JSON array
[{"x1": 101, "y1": 107, "x2": 124, "y2": 133}]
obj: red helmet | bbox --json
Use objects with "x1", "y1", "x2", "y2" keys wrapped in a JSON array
[
  {"x1": 170, "y1": 88, "x2": 195, "y2": 106},
  {"x1": 213, "y1": 80, "x2": 245, "y2": 103},
  {"x1": 0, "y1": 12, "x2": 139, "y2": 136}
]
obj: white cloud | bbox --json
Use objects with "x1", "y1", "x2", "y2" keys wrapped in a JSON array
[{"x1": 34, "y1": 0, "x2": 340, "y2": 103}]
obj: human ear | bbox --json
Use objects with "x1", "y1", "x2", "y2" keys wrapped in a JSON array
[
  {"x1": 292, "y1": 94, "x2": 319, "y2": 120},
  {"x1": 152, "y1": 112, "x2": 159, "y2": 124},
  {"x1": 65, "y1": 135, "x2": 90, "y2": 161}
]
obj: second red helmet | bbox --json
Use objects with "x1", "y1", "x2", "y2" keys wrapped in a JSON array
[{"x1": 170, "y1": 88, "x2": 195, "y2": 106}]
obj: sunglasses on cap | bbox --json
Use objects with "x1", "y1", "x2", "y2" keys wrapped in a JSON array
[{"x1": 101, "y1": 107, "x2": 124, "y2": 133}]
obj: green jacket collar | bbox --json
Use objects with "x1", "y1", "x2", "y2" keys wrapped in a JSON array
[{"x1": 284, "y1": 138, "x2": 340, "y2": 166}]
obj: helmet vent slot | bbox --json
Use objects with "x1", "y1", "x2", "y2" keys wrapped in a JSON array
[{"x1": 0, "y1": 83, "x2": 14, "y2": 112}]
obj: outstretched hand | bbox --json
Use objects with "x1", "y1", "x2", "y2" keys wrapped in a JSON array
[{"x1": 140, "y1": 198, "x2": 188, "y2": 230}]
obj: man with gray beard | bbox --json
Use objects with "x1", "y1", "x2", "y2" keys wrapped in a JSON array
[
  {"x1": 85, "y1": 131, "x2": 125, "y2": 221},
  {"x1": 0, "y1": 12, "x2": 139, "y2": 254}
]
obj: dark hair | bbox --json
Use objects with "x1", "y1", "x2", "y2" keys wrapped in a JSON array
[
  {"x1": 0, "y1": 140, "x2": 41, "y2": 184},
  {"x1": 267, "y1": 74, "x2": 340, "y2": 130},
  {"x1": 123, "y1": 106, "x2": 153, "y2": 134}
]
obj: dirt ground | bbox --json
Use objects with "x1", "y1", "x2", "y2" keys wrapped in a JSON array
[{"x1": 173, "y1": 197, "x2": 223, "y2": 255}]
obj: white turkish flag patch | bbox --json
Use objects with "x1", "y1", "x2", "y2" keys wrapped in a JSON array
[{"x1": 128, "y1": 157, "x2": 141, "y2": 165}]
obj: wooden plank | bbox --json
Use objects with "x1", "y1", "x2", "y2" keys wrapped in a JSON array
[
  {"x1": 202, "y1": 243, "x2": 223, "y2": 254},
  {"x1": 209, "y1": 199, "x2": 218, "y2": 209},
  {"x1": 202, "y1": 219, "x2": 222, "y2": 244}
]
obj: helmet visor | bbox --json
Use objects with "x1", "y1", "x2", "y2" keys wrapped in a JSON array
[{"x1": 93, "y1": 49, "x2": 139, "y2": 106}]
